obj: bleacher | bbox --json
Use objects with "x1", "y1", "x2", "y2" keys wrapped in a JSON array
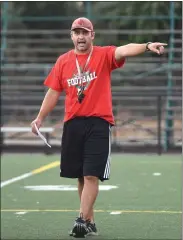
[{"x1": 1, "y1": 24, "x2": 182, "y2": 151}]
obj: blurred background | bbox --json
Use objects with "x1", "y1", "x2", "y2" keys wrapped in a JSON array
[{"x1": 1, "y1": 1, "x2": 182, "y2": 154}]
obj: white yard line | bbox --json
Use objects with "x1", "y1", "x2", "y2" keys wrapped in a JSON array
[
  {"x1": 1, "y1": 173, "x2": 32, "y2": 188},
  {"x1": 1, "y1": 161, "x2": 59, "y2": 188}
]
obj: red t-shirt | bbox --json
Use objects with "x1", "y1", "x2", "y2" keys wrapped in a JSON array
[{"x1": 44, "y1": 46, "x2": 125, "y2": 125}]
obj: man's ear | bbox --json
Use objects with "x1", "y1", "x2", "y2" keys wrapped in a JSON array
[
  {"x1": 70, "y1": 31, "x2": 73, "y2": 40},
  {"x1": 91, "y1": 31, "x2": 95, "y2": 40}
]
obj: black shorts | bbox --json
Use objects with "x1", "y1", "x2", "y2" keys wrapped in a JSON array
[{"x1": 60, "y1": 117, "x2": 112, "y2": 181}]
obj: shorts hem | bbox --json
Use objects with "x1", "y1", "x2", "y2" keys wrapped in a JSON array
[
  {"x1": 60, "y1": 173, "x2": 109, "y2": 181},
  {"x1": 60, "y1": 173, "x2": 83, "y2": 179},
  {"x1": 83, "y1": 174, "x2": 110, "y2": 182}
]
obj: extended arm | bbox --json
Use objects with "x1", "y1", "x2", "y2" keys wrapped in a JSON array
[{"x1": 115, "y1": 42, "x2": 167, "y2": 61}]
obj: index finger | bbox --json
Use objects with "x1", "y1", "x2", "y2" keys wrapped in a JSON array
[{"x1": 158, "y1": 43, "x2": 168, "y2": 46}]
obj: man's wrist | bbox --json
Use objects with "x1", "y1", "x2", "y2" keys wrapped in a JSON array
[
  {"x1": 145, "y1": 42, "x2": 152, "y2": 51},
  {"x1": 37, "y1": 115, "x2": 44, "y2": 122}
]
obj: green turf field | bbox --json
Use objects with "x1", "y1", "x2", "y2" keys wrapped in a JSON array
[{"x1": 1, "y1": 153, "x2": 182, "y2": 240}]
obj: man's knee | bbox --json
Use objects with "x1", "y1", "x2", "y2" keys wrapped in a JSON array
[{"x1": 84, "y1": 176, "x2": 98, "y2": 183}]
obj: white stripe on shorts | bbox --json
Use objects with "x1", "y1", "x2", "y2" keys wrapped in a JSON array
[{"x1": 103, "y1": 125, "x2": 111, "y2": 179}]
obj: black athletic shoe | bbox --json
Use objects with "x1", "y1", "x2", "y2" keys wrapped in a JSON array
[
  {"x1": 86, "y1": 221, "x2": 98, "y2": 236},
  {"x1": 69, "y1": 217, "x2": 89, "y2": 238}
]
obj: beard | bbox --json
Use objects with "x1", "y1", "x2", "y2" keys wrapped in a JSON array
[{"x1": 76, "y1": 42, "x2": 91, "y2": 53}]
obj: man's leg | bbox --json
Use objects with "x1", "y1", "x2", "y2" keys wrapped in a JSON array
[
  {"x1": 70, "y1": 176, "x2": 98, "y2": 238},
  {"x1": 81, "y1": 117, "x2": 111, "y2": 229},
  {"x1": 60, "y1": 118, "x2": 89, "y2": 238},
  {"x1": 78, "y1": 177, "x2": 84, "y2": 200},
  {"x1": 71, "y1": 117, "x2": 110, "y2": 238},
  {"x1": 78, "y1": 177, "x2": 95, "y2": 222},
  {"x1": 79, "y1": 176, "x2": 98, "y2": 221}
]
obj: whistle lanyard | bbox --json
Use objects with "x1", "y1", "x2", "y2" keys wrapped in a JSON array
[{"x1": 75, "y1": 47, "x2": 93, "y2": 78}]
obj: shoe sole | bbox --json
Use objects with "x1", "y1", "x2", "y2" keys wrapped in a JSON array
[
  {"x1": 70, "y1": 232, "x2": 98, "y2": 237},
  {"x1": 72, "y1": 232, "x2": 87, "y2": 238}
]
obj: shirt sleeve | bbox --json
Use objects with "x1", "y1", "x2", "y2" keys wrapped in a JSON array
[
  {"x1": 105, "y1": 46, "x2": 125, "y2": 71},
  {"x1": 44, "y1": 57, "x2": 63, "y2": 92}
]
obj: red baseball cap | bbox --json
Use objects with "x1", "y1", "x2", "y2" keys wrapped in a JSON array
[{"x1": 71, "y1": 17, "x2": 93, "y2": 32}]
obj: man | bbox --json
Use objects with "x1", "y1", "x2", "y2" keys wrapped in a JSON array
[{"x1": 31, "y1": 17, "x2": 167, "y2": 238}]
